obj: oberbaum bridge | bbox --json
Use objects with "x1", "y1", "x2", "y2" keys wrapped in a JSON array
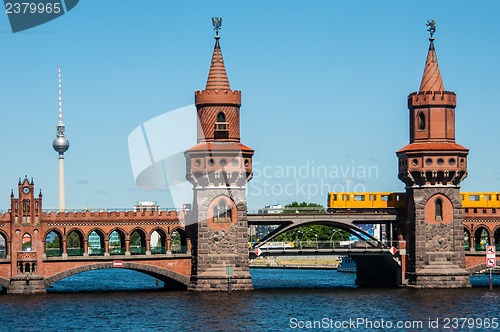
[{"x1": 0, "y1": 20, "x2": 499, "y2": 294}]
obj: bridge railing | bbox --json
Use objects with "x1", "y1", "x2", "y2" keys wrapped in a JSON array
[
  {"x1": 40, "y1": 207, "x2": 180, "y2": 213},
  {"x1": 67, "y1": 248, "x2": 84, "y2": 256},
  {"x1": 151, "y1": 246, "x2": 166, "y2": 254},
  {"x1": 46, "y1": 248, "x2": 62, "y2": 257},
  {"x1": 171, "y1": 245, "x2": 187, "y2": 254},
  {"x1": 248, "y1": 207, "x2": 327, "y2": 214},
  {"x1": 130, "y1": 247, "x2": 146, "y2": 255},
  {"x1": 255, "y1": 240, "x2": 401, "y2": 251},
  {"x1": 248, "y1": 207, "x2": 401, "y2": 215},
  {"x1": 474, "y1": 244, "x2": 500, "y2": 251},
  {"x1": 109, "y1": 248, "x2": 126, "y2": 255},
  {"x1": 88, "y1": 248, "x2": 105, "y2": 256}
]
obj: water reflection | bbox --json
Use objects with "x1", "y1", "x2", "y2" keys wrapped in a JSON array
[{"x1": 0, "y1": 269, "x2": 498, "y2": 332}]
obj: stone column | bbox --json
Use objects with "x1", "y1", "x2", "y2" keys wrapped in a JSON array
[
  {"x1": 83, "y1": 240, "x2": 89, "y2": 257},
  {"x1": 61, "y1": 239, "x2": 67, "y2": 258},
  {"x1": 104, "y1": 239, "x2": 109, "y2": 256},
  {"x1": 166, "y1": 235, "x2": 172, "y2": 256},
  {"x1": 145, "y1": 237, "x2": 151, "y2": 255},
  {"x1": 125, "y1": 239, "x2": 130, "y2": 256}
]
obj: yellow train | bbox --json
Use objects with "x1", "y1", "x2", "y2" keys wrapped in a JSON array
[
  {"x1": 460, "y1": 192, "x2": 500, "y2": 209},
  {"x1": 327, "y1": 192, "x2": 500, "y2": 212},
  {"x1": 327, "y1": 192, "x2": 406, "y2": 212}
]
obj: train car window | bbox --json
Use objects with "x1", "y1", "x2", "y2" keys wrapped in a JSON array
[
  {"x1": 469, "y1": 195, "x2": 480, "y2": 201},
  {"x1": 354, "y1": 195, "x2": 365, "y2": 201},
  {"x1": 381, "y1": 195, "x2": 389, "y2": 201},
  {"x1": 461, "y1": 195, "x2": 464, "y2": 201},
  {"x1": 497, "y1": 194, "x2": 500, "y2": 201},
  {"x1": 333, "y1": 194, "x2": 337, "y2": 201}
]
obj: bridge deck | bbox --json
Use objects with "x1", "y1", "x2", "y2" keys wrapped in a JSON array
[{"x1": 248, "y1": 212, "x2": 399, "y2": 225}]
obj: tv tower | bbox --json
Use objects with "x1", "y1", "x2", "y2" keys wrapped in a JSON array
[{"x1": 52, "y1": 66, "x2": 70, "y2": 211}]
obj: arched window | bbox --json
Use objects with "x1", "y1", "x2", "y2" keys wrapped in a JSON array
[
  {"x1": 217, "y1": 112, "x2": 226, "y2": 123},
  {"x1": 213, "y1": 199, "x2": 233, "y2": 222},
  {"x1": 0, "y1": 233, "x2": 6, "y2": 258},
  {"x1": 418, "y1": 112, "x2": 426, "y2": 130},
  {"x1": 435, "y1": 198, "x2": 443, "y2": 221},
  {"x1": 214, "y1": 112, "x2": 228, "y2": 138},
  {"x1": 45, "y1": 231, "x2": 62, "y2": 257},
  {"x1": 22, "y1": 199, "x2": 30, "y2": 213},
  {"x1": 218, "y1": 200, "x2": 226, "y2": 218},
  {"x1": 464, "y1": 229, "x2": 471, "y2": 251},
  {"x1": 22, "y1": 233, "x2": 31, "y2": 251}
]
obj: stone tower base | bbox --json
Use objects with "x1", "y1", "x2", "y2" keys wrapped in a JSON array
[
  {"x1": 409, "y1": 258, "x2": 470, "y2": 288},
  {"x1": 189, "y1": 268, "x2": 253, "y2": 291},
  {"x1": 8, "y1": 274, "x2": 46, "y2": 294}
]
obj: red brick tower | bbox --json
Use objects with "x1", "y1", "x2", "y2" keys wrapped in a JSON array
[
  {"x1": 8, "y1": 177, "x2": 46, "y2": 293},
  {"x1": 396, "y1": 22, "x2": 470, "y2": 287},
  {"x1": 185, "y1": 18, "x2": 254, "y2": 291}
]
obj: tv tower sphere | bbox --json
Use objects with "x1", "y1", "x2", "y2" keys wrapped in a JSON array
[
  {"x1": 53, "y1": 129, "x2": 69, "y2": 154},
  {"x1": 53, "y1": 66, "x2": 69, "y2": 155}
]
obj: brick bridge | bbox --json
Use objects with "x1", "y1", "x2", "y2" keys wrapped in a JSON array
[{"x1": 0, "y1": 178, "x2": 191, "y2": 294}]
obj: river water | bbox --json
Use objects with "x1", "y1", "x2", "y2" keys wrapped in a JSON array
[{"x1": 1, "y1": 269, "x2": 499, "y2": 331}]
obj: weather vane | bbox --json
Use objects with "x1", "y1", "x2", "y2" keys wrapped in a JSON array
[
  {"x1": 426, "y1": 19, "x2": 436, "y2": 39},
  {"x1": 212, "y1": 17, "x2": 222, "y2": 37}
]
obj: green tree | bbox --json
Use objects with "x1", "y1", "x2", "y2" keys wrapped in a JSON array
[
  {"x1": 130, "y1": 231, "x2": 142, "y2": 246},
  {"x1": 274, "y1": 202, "x2": 350, "y2": 242},
  {"x1": 67, "y1": 231, "x2": 81, "y2": 248},
  {"x1": 283, "y1": 201, "x2": 325, "y2": 214}
]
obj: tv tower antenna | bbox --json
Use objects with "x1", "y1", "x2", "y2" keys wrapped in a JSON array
[{"x1": 53, "y1": 66, "x2": 70, "y2": 211}]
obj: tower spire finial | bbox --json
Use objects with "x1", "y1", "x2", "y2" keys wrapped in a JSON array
[
  {"x1": 212, "y1": 17, "x2": 222, "y2": 39},
  {"x1": 58, "y1": 65, "x2": 63, "y2": 125},
  {"x1": 426, "y1": 19, "x2": 436, "y2": 41}
]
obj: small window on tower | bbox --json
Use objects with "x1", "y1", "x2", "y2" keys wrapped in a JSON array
[
  {"x1": 418, "y1": 112, "x2": 426, "y2": 130},
  {"x1": 213, "y1": 199, "x2": 232, "y2": 222},
  {"x1": 214, "y1": 112, "x2": 229, "y2": 139},
  {"x1": 435, "y1": 198, "x2": 443, "y2": 221}
]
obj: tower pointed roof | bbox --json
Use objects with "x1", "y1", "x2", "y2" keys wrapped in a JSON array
[
  {"x1": 205, "y1": 36, "x2": 231, "y2": 90},
  {"x1": 419, "y1": 38, "x2": 444, "y2": 92}
]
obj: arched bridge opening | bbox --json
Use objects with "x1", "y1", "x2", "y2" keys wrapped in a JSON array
[
  {"x1": 248, "y1": 214, "x2": 404, "y2": 287},
  {"x1": 45, "y1": 262, "x2": 190, "y2": 291},
  {"x1": 250, "y1": 219, "x2": 386, "y2": 252}
]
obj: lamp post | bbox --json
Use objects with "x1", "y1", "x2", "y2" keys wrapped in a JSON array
[
  {"x1": 315, "y1": 234, "x2": 318, "y2": 250},
  {"x1": 330, "y1": 229, "x2": 342, "y2": 249},
  {"x1": 298, "y1": 229, "x2": 313, "y2": 250}
]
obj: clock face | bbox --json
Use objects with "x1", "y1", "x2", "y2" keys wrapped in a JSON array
[{"x1": 22, "y1": 187, "x2": 30, "y2": 194}]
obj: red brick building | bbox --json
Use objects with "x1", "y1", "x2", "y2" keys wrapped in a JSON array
[{"x1": 0, "y1": 177, "x2": 191, "y2": 294}]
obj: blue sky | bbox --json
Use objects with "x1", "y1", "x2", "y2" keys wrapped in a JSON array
[{"x1": 0, "y1": 1, "x2": 499, "y2": 211}]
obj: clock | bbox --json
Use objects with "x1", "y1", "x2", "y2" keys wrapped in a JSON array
[{"x1": 22, "y1": 187, "x2": 30, "y2": 194}]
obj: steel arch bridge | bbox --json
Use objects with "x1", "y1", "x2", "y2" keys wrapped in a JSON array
[{"x1": 247, "y1": 212, "x2": 400, "y2": 249}]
